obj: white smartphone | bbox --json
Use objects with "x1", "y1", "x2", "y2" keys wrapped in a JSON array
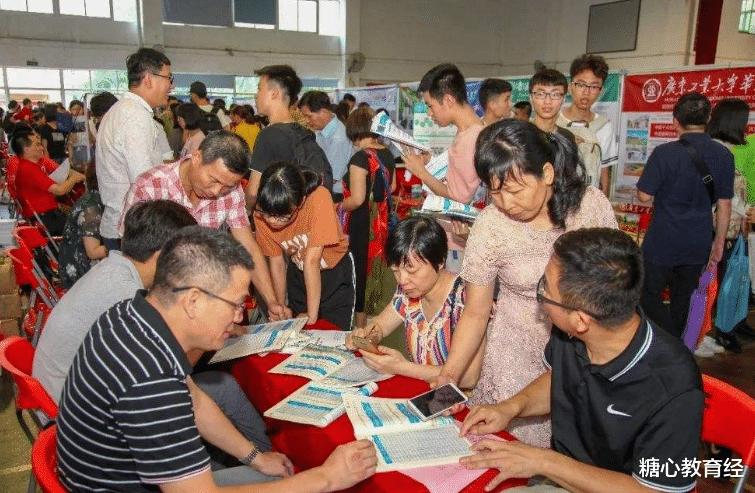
[{"x1": 407, "y1": 383, "x2": 468, "y2": 421}]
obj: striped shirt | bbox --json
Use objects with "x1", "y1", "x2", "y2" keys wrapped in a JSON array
[{"x1": 56, "y1": 291, "x2": 210, "y2": 492}]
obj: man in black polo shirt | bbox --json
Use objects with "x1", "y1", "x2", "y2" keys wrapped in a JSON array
[
  {"x1": 637, "y1": 92, "x2": 734, "y2": 338},
  {"x1": 459, "y1": 228, "x2": 703, "y2": 493},
  {"x1": 57, "y1": 226, "x2": 377, "y2": 493}
]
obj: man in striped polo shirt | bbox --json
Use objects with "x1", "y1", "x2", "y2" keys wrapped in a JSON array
[{"x1": 56, "y1": 226, "x2": 377, "y2": 493}]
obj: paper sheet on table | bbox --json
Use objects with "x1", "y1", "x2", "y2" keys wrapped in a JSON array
[
  {"x1": 319, "y1": 358, "x2": 392, "y2": 387},
  {"x1": 268, "y1": 346, "x2": 354, "y2": 380},
  {"x1": 400, "y1": 431, "x2": 506, "y2": 493},
  {"x1": 208, "y1": 318, "x2": 305, "y2": 363},
  {"x1": 280, "y1": 329, "x2": 349, "y2": 354},
  {"x1": 343, "y1": 394, "x2": 471, "y2": 471},
  {"x1": 264, "y1": 381, "x2": 378, "y2": 427}
]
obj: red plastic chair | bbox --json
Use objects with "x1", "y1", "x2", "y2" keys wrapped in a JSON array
[
  {"x1": 31, "y1": 425, "x2": 67, "y2": 493},
  {"x1": 7, "y1": 246, "x2": 58, "y2": 310},
  {"x1": 702, "y1": 375, "x2": 755, "y2": 492},
  {"x1": 0, "y1": 336, "x2": 58, "y2": 442},
  {"x1": 14, "y1": 225, "x2": 59, "y2": 268}
]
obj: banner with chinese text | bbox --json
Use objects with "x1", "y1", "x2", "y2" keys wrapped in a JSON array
[{"x1": 616, "y1": 67, "x2": 755, "y2": 203}]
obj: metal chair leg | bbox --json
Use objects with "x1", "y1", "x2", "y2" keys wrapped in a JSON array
[{"x1": 16, "y1": 409, "x2": 35, "y2": 444}]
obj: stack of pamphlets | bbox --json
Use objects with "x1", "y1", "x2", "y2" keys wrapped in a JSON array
[
  {"x1": 208, "y1": 318, "x2": 307, "y2": 363},
  {"x1": 269, "y1": 346, "x2": 391, "y2": 387}
]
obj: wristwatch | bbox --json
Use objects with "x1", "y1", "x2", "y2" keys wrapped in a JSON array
[{"x1": 239, "y1": 447, "x2": 259, "y2": 465}]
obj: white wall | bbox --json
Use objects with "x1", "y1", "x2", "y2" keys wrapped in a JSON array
[{"x1": 0, "y1": 0, "x2": 753, "y2": 85}]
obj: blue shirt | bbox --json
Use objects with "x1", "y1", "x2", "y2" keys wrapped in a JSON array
[
  {"x1": 316, "y1": 116, "x2": 354, "y2": 194},
  {"x1": 637, "y1": 132, "x2": 734, "y2": 266}
]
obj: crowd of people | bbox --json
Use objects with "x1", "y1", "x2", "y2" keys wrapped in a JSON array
[{"x1": 1, "y1": 44, "x2": 751, "y2": 493}]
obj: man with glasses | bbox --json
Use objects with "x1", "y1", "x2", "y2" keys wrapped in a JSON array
[
  {"x1": 120, "y1": 130, "x2": 291, "y2": 322},
  {"x1": 529, "y1": 68, "x2": 569, "y2": 136},
  {"x1": 56, "y1": 225, "x2": 378, "y2": 492},
  {"x1": 557, "y1": 54, "x2": 618, "y2": 196},
  {"x1": 458, "y1": 228, "x2": 703, "y2": 493},
  {"x1": 96, "y1": 47, "x2": 176, "y2": 251}
]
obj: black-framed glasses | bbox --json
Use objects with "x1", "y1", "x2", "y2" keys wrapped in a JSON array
[
  {"x1": 151, "y1": 72, "x2": 175, "y2": 84},
  {"x1": 531, "y1": 90, "x2": 564, "y2": 101},
  {"x1": 572, "y1": 81, "x2": 603, "y2": 93},
  {"x1": 536, "y1": 275, "x2": 603, "y2": 320},
  {"x1": 172, "y1": 286, "x2": 245, "y2": 314},
  {"x1": 255, "y1": 208, "x2": 298, "y2": 223}
]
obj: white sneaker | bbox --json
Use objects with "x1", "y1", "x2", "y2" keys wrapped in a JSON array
[
  {"x1": 701, "y1": 336, "x2": 726, "y2": 354},
  {"x1": 694, "y1": 345, "x2": 715, "y2": 357}
]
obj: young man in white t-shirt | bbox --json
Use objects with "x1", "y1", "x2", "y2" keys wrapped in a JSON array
[{"x1": 557, "y1": 54, "x2": 618, "y2": 196}]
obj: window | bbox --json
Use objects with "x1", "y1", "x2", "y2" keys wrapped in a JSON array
[
  {"x1": 740, "y1": 0, "x2": 755, "y2": 34},
  {"x1": 0, "y1": 0, "x2": 53, "y2": 13},
  {"x1": 318, "y1": 0, "x2": 341, "y2": 37},
  {"x1": 57, "y1": 0, "x2": 135, "y2": 21},
  {"x1": 234, "y1": 0, "x2": 276, "y2": 28},
  {"x1": 279, "y1": 0, "x2": 317, "y2": 33}
]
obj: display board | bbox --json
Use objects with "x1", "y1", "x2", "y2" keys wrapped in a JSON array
[{"x1": 616, "y1": 66, "x2": 755, "y2": 203}]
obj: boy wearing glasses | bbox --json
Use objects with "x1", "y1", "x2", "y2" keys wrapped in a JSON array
[
  {"x1": 557, "y1": 54, "x2": 618, "y2": 196},
  {"x1": 529, "y1": 69, "x2": 572, "y2": 139}
]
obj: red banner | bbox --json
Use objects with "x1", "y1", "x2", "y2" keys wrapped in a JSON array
[{"x1": 623, "y1": 67, "x2": 755, "y2": 112}]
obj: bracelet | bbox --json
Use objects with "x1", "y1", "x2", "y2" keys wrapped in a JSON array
[{"x1": 239, "y1": 447, "x2": 259, "y2": 465}]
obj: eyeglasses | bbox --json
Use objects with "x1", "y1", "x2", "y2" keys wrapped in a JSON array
[
  {"x1": 255, "y1": 209, "x2": 298, "y2": 223},
  {"x1": 531, "y1": 91, "x2": 564, "y2": 101},
  {"x1": 151, "y1": 72, "x2": 175, "y2": 84},
  {"x1": 572, "y1": 81, "x2": 603, "y2": 93},
  {"x1": 536, "y1": 275, "x2": 603, "y2": 320},
  {"x1": 172, "y1": 286, "x2": 245, "y2": 314}
]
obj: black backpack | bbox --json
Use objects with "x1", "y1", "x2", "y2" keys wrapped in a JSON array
[
  {"x1": 2, "y1": 113, "x2": 16, "y2": 136},
  {"x1": 198, "y1": 109, "x2": 223, "y2": 135},
  {"x1": 278, "y1": 124, "x2": 334, "y2": 191}
]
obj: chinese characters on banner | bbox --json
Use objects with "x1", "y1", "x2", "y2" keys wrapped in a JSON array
[{"x1": 616, "y1": 67, "x2": 755, "y2": 203}]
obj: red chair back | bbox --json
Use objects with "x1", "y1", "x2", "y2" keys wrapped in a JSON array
[
  {"x1": 702, "y1": 374, "x2": 755, "y2": 467},
  {"x1": 32, "y1": 425, "x2": 67, "y2": 493},
  {"x1": 15, "y1": 226, "x2": 48, "y2": 251},
  {"x1": 7, "y1": 247, "x2": 38, "y2": 288},
  {"x1": 0, "y1": 336, "x2": 58, "y2": 419}
]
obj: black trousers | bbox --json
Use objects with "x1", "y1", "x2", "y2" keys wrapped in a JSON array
[
  {"x1": 287, "y1": 252, "x2": 355, "y2": 330},
  {"x1": 640, "y1": 260, "x2": 705, "y2": 338},
  {"x1": 38, "y1": 209, "x2": 67, "y2": 237}
]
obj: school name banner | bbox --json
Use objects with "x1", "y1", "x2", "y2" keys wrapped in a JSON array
[{"x1": 615, "y1": 66, "x2": 755, "y2": 203}]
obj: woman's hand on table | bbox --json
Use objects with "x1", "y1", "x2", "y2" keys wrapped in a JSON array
[
  {"x1": 360, "y1": 346, "x2": 407, "y2": 375},
  {"x1": 252, "y1": 451, "x2": 295, "y2": 477},
  {"x1": 459, "y1": 439, "x2": 545, "y2": 492},
  {"x1": 318, "y1": 440, "x2": 377, "y2": 491},
  {"x1": 268, "y1": 302, "x2": 293, "y2": 321}
]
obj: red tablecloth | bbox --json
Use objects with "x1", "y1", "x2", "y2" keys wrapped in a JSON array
[{"x1": 230, "y1": 320, "x2": 527, "y2": 493}]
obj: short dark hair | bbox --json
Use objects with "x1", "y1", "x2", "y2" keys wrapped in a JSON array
[
  {"x1": 231, "y1": 105, "x2": 254, "y2": 124},
  {"x1": 256, "y1": 162, "x2": 321, "y2": 217},
  {"x1": 334, "y1": 101, "x2": 350, "y2": 123},
  {"x1": 197, "y1": 130, "x2": 250, "y2": 175},
  {"x1": 475, "y1": 119, "x2": 586, "y2": 229},
  {"x1": 212, "y1": 98, "x2": 226, "y2": 110},
  {"x1": 345, "y1": 106, "x2": 378, "y2": 143},
  {"x1": 8, "y1": 100, "x2": 18, "y2": 110},
  {"x1": 33, "y1": 112, "x2": 44, "y2": 123},
  {"x1": 478, "y1": 78, "x2": 512, "y2": 110},
  {"x1": 127, "y1": 48, "x2": 171, "y2": 88},
  {"x1": 707, "y1": 98, "x2": 749, "y2": 146},
  {"x1": 175, "y1": 103, "x2": 204, "y2": 131},
  {"x1": 10, "y1": 128, "x2": 36, "y2": 156},
  {"x1": 69, "y1": 100, "x2": 83, "y2": 111},
  {"x1": 254, "y1": 65, "x2": 303, "y2": 104},
  {"x1": 22, "y1": 98, "x2": 31, "y2": 106},
  {"x1": 342, "y1": 93, "x2": 356, "y2": 103},
  {"x1": 529, "y1": 69, "x2": 568, "y2": 94},
  {"x1": 89, "y1": 92, "x2": 119, "y2": 118},
  {"x1": 553, "y1": 228, "x2": 643, "y2": 328},
  {"x1": 569, "y1": 54, "x2": 609, "y2": 84},
  {"x1": 121, "y1": 200, "x2": 197, "y2": 263},
  {"x1": 673, "y1": 92, "x2": 711, "y2": 127},
  {"x1": 298, "y1": 91, "x2": 332, "y2": 112},
  {"x1": 418, "y1": 63, "x2": 467, "y2": 105},
  {"x1": 151, "y1": 226, "x2": 254, "y2": 306},
  {"x1": 385, "y1": 216, "x2": 448, "y2": 271},
  {"x1": 189, "y1": 81, "x2": 207, "y2": 99},
  {"x1": 513, "y1": 101, "x2": 532, "y2": 117}
]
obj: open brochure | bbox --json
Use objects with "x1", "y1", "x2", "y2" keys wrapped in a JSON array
[
  {"x1": 421, "y1": 151, "x2": 449, "y2": 194},
  {"x1": 420, "y1": 194, "x2": 480, "y2": 222},
  {"x1": 208, "y1": 318, "x2": 306, "y2": 364},
  {"x1": 371, "y1": 111, "x2": 432, "y2": 154},
  {"x1": 269, "y1": 346, "x2": 391, "y2": 387},
  {"x1": 279, "y1": 329, "x2": 349, "y2": 354},
  {"x1": 264, "y1": 381, "x2": 378, "y2": 427},
  {"x1": 342, "y1": 394, "x2": 472, "y2": 472}
]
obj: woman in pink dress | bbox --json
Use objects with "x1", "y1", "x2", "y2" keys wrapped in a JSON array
[{"x1": 439, "y1": 119, "x2": 617, "y2": 447}]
